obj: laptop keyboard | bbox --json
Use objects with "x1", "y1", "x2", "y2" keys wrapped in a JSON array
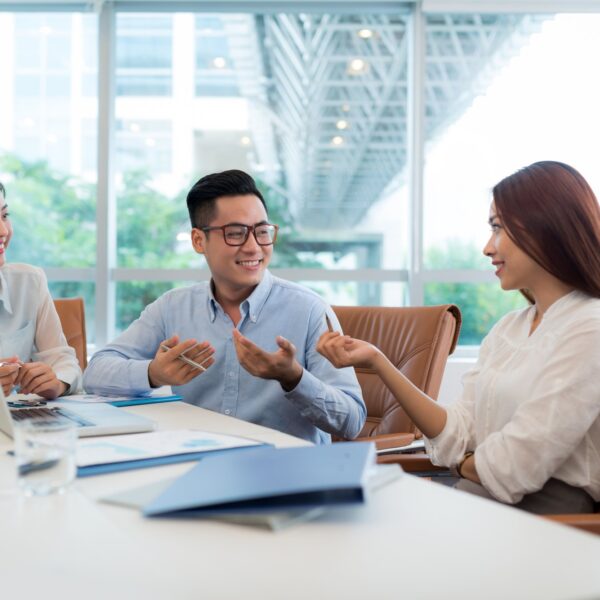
[{"x1": 11, "y1": 406, "x2": 94, "y2": 428}]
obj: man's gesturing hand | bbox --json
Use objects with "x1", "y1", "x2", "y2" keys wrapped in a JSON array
[
  {"x1": 232, "y1": 329, "x2": 303, "y2": 392},
  {"x1": 148, "y1": 335, "x2": 215, "y2": 388}
]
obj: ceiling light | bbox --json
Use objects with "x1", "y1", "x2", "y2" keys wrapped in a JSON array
[
  {"x1": 357, "y1": 29, "x2": 374, "y2": 39},
  {"x1": 332, "y1": 136, "x2": 344, "y2": 146},
  {"x1": 212, "y1": 57, "x2": 227, "y2": 69},
  {"x1": 240, "y1": 136, "x2": 251, "y2": 146},
  {"x1": 341, "y1": 103, "x2": 350, "y2": 112},
  {"x1": 145, "y1": 137, "x2": 156, "y2": 147},
  {"x1": 176, "y1": 232, "x2": 189, "y2": 242},
  {"x1": 129, "y1": 122, "x2": 140, "y2": 133},
  {"x1": 347, "y1": 58, "x2": 368, "y2": 75},
  {"x1": 336, "y1": 119, "x2": 348, "y2": 130}
]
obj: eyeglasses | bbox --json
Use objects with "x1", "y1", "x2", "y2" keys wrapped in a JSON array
[{"x1": 198, "y1": 223, "x2": 279, "y2": 246}]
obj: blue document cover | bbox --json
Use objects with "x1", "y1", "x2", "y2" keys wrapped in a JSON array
[
  {"x1": 109, "y1": 395, "x2": 182, "y2": 407},
  {"x1": 142, "y1": 441, "x2": 376, "y2": 517},
  {"x1": 77, "y1": 445, "x2": 264, "y2": 477}
]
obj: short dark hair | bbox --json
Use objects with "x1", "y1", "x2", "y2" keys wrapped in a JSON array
[
  {"x1": 0, "y1": 181, "x2": 5, "y2": 198},
  {"x1": 493, "y1": 160, "x2": 600, "y2": 299},
  {"x1": 186, "y1": 169, "x2": 267, "y2": 228}
]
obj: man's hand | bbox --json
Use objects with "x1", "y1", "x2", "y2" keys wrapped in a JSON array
[
  {"x1": 148, "y1": 335, "x2": 215, "y2": 388},
  {"x1": 316, "y1": 331, "x2": 381, "y2": 370},
  {"x1": 0, "y1": 356, "x2": 22, "y2": 396},
  {"x1": 232, "y1": 329, "x2": 303, "y2": 392},
  {"x1": 16, "y1": 362, "x2": 68, "y2": 399}
]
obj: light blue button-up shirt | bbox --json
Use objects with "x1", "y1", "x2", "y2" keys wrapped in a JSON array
[{"x1": 83, "y1": 271, "x2": 366, "y2": 443}]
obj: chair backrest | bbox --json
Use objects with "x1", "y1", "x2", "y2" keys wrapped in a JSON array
[
  {"x1": 332, "y1": 304, "x2": 461, "y2": 439},
  {"x1": 53, "y1": 297, "x2": 88, "y2": 370}
]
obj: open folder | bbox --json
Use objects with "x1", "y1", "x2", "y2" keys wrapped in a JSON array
[
  {"x1": 76, "y1": 430, "x2": 266, "y2": 477},
  {"x1": 143, "y1": 441, "x2": 376, "y2": 518}
]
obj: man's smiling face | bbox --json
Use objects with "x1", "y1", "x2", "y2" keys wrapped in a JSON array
[{"x1": 191, "y1": 194, "x2": 273, "y2": 302}]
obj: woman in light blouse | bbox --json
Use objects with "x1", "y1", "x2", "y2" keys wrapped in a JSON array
[
  {"x1": 0, "y1": 181, "x2": 82, "y2": 398},
  {"x1": 318, "y1": 161, "x2": 600, "y2": 514}
]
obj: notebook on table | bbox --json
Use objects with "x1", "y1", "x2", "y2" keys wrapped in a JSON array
[{"x1": 0, "y1": 386, "x2": 155, "y2": 438}]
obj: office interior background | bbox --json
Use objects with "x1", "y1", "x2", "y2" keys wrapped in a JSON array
[{"x1": 1, "y1": 0, "x2": 598, "y2": 368}]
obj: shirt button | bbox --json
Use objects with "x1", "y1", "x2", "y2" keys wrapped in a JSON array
[
  {"x1": 224, "y1": 409, "x2": 231, "y2": 415},
  {"x1": 229, "y1": 371, "x2": 235, "y2": 377}
]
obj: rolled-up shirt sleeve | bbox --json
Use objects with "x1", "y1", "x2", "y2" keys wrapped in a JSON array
[
  {"x1": 475, "y1": 327, "x2": 600, "y2": 504},
  {"x1": 425, "y1": 332, "x2": 493, "y2": 468}
]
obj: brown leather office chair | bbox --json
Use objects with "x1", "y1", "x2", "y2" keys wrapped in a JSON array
[
  {"x1": 53, "y1": 297, "x2": 88, "y2": 370},
  {"x1": 332, "y1": 304, "x2": 461, "y2": 452},
  {"x1": 544, "y1": 513, "x2": 600, "y2": 536}
]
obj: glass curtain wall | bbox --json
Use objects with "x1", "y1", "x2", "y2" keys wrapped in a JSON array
[
  {"x1": 2, "y1": 4, "x2": 598, "y2": 347},
  {"x1": 0, "y1": 12, "x2": 97, "y2": 340}
]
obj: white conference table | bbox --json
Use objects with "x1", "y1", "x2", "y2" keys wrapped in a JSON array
[{"x1": 2, "y1": 401, "x2": 600, "y2": 600}]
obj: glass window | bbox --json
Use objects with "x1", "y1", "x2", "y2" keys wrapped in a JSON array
[
  {"x1": 116, "y1": 281, "x2": 196, "y2": 333},
  {"x1": 115, "y1": 12, "x2": 409, "y2": 296},
  {"x1": 301, "y1": 282, "x2": 407, "y2": 308},
  {"x1": 116, "y1": 15, "x2": 172, "y2": 96},
  {"x1": 422, "y1": 13, "x2": 600, "y2": 341},
  {"x1": 424, "y1": 282, "x2": 527, "y2": 345},
  {"x1": 424, "y1": 13, "x2": 600, "y2": 266},
  {"x1": 0, "y1": 13, "x2": 97, "y2": 269}
]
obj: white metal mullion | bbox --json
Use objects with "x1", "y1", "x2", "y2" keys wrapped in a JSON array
[
  {"x1": 95, "y1": 2, "x2": 116, "y2": 346},
  {"x1": 407, "y1": 3, "x2": 425, "y2": 307},
  {"x1": 111, "y1": 268, "x2": 410, "y2": 283},
  {"x1": 44, "y1": 268, "x2": 95, "y2": 281}
]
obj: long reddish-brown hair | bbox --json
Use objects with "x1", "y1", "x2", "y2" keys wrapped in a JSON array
[{"x1": 493, "y1": 161, "x2": 600, "y2": 300}]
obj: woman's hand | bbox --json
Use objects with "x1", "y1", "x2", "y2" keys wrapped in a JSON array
[
  {"x1": 16, "y1": 362, "x2": 68, "y2": 399},
  {"x1": 0, "y1": 356, "x2": 22, "y2": 396},
  {"x1": 316, "y1": 331, "x2": 381, "y2": 370}
]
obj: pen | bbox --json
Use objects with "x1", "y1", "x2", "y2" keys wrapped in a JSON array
[
  {"x1": 325, "y1": 314, "x2": 334, "y2": 333},
  {"x1": 159, "y1": 344, "x2": 207, "y2": 372}
]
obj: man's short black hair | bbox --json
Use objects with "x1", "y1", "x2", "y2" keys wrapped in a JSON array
[{"x1": 186, "y1": 169, "x2": 267, "y2": 228}]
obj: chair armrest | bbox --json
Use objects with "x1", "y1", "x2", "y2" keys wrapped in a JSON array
[
  {"x1": 354, "y1": 432, "x2": 415, "y2": 452},
  {"x1": 543, "y1": 514, "x2": 600, "y2": 536}
]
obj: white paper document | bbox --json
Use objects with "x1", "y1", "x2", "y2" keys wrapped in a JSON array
[
  {"x1": 62, "y1": 393, "x2": 166, "y2": 403},
  {"x1": 77, "y1": 429, "x2": 263, "y2": 467}
]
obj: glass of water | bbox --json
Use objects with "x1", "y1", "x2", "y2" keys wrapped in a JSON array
[{"x1": 13, "y1": 419, "x2": 77, "y2": 496}]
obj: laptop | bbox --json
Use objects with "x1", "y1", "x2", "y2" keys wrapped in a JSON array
[{"x1": 0, "y1": 386, "x2": 155, "y2": 438}]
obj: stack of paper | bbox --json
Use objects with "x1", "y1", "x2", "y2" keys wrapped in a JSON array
[{"x1": 76, "y1": 429, "x2": 266, "y2": 476}]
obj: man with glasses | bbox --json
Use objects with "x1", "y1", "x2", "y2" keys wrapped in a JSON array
[{"x1": 84, "y1": 170, "x2": 365, "y2": 443}]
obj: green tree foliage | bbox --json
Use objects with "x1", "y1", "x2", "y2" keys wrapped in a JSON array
[
  {"x1": 0, "y1": 155, "x2": 324, "y2": 333},
  {"x1": 0, "y1": 154, "x2": 96, "y2": 267},
  {"x1": 424, "y1": 239, "x2": 527, "y2": 344}
]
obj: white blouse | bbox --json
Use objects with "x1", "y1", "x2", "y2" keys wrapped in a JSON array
[
  {"x1": 0, "y1": 263, "x2": 82, "y2": 393},
  {"x1": 427, "y1": 290, "x2": 600, "y2": 504}
]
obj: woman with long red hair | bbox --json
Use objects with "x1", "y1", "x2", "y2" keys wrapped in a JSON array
[{"x1": 318, "y1": 161, "x2": 600, "y2": 513}]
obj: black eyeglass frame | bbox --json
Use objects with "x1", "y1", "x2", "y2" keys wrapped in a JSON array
[{"x1": 196, "y1": 222, "x2": 279, "y2": 246}]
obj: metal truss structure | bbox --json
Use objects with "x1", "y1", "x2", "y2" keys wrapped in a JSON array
[{"x1": 226, "y1": 13, "x2": 546, "y2": 230}]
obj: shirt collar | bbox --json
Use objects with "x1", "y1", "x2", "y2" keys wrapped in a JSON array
[
  {"x1": 528, "y1": 289, "x2": 584, "y2": 325},
  {"x1": 0, "y1": 267, "x2": 13, "y2": 314},
  {"x1": 206, "y1": 270, "x2": 273, "y2": 324}
]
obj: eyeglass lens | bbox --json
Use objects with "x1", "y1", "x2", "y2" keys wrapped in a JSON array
[{"x1": 223, "y1": 224, "x2": 276, "y2": 246}]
